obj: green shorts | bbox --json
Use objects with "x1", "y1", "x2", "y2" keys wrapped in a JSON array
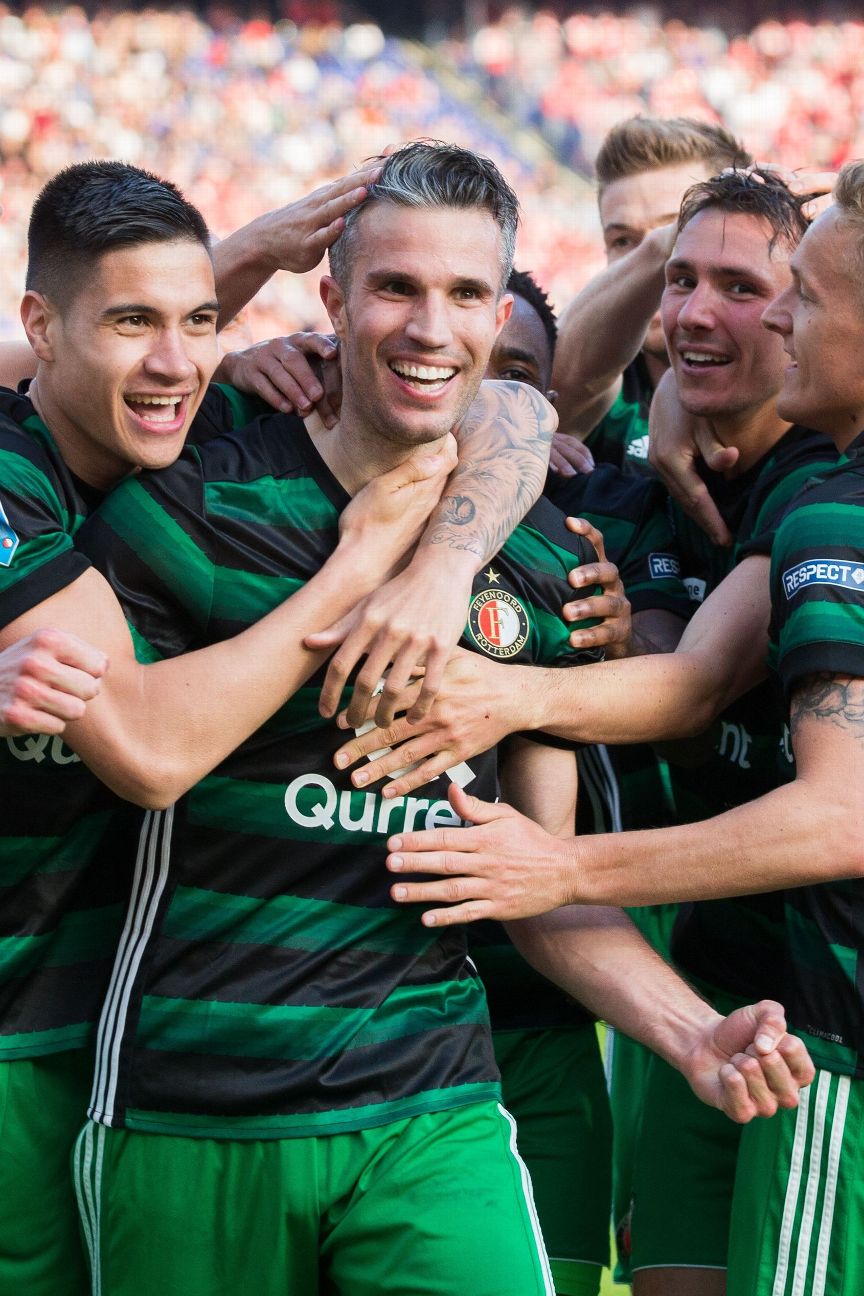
[
  {"x1": 74, "y1": 1100, "x2": 555, "y2": 1296},
  {"x1": 494, "y1": 1025, "x2": 611, "y2": 1296},
  {"x1": 607, "y1": 903, "x2": 678, "y2": 1284},
  {"x1": 728, "y1": 1069, "x2": 864, "y2": 1296},
  {"x1": 629, "y1": 1049, "x2": 740, "y2": 1273},
  {"x1": 0, "y1": 1048, "x2": 93, "y2": 1296}
]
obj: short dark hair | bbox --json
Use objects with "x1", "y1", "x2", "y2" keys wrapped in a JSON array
[
  {"x1": 329, "y1": 140, "x2": 520, "y2": 293},
  {"x1": 507, "y1": 268, "x2": 557, "y2": 356},
  {"x1": 27, "y1": 160, "x2": 212, "y2": 307},
  {"x1": 595, "y1": 116, "x2": 751, "y2": 196},
  {"x1": 677, "y1": 168, "x2": 811, "y2": 253}
]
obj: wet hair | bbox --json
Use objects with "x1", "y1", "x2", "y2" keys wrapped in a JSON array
[
  {"x1": 595, "y1": 116, "x2": 751, "y2": 195},
  {"x1": 507, "y1": 267, "x2": 557, "y2": 356},
  {"x1": 329, "y1": 140, "x2": 520, "y2": 293},
  {"x1": 27, "y1": 160, "x2": 212, "y2": 308},
  {"x1": 677, "y1": 168, "x2": 811, "y2": 253}
]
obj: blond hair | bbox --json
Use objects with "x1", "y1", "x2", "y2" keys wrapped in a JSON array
[{"x1": 595, "y1": 116, "x2": 751, "y2": 195}]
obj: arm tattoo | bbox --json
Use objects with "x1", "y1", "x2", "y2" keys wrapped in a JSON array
[
  {"x1": 420, "y1": 381, "x2": 557, "y2": 561},
  {"x1": 790, "y1": 673, "x2": 864, "y2": 747}
]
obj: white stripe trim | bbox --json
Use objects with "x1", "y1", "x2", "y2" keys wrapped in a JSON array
[
  {"x1": 72, "y1": 1123, "x2": 97, "y2": 1285},
  {"x1": 576, "y1": 745, "x2": 622, "y2": 834},
  {"x1": 92, "y1": 808, "x2": 174, "y2": 1121},
  {"x1": 773, "y1": 1080, "x2": 811, "y2": 1296},
  {"x1": 791, "y1": 1070, "x2": 831, "y2": 1296},
  {"x1": 497, "y1": 1103, "x2": 555, "y2": 1296},
  {"x1": 812, "y1": 1075, "x2": 850, "y2": 1296}
]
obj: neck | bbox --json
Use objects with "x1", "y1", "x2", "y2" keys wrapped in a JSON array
[
  {"x1": 706, "y1": 402, "x2": 792, "y2": 477},
  {"x1": 307, "y1": 402, "x2": 449, "y2": 496},
  {"x1": 29, "y1": 376, "x2": 121, "y2": 490}
]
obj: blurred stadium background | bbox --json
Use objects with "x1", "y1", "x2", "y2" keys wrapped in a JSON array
[{"x1": 2, "y1": 0, "x2": 863, "y2": 346}]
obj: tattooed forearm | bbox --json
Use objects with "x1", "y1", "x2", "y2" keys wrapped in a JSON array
[
  {"x1": 790, "y1": 673, "x2": 864, "y2": 746},
  {"x1": 418, "y1": 380, "x2": 558, "y2": 563}
]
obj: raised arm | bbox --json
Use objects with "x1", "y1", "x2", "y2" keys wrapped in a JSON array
[
  {"x1": 0, "y1": 448, "x2": 453, "y2": 807},
  {"x1": 212, "y1": 164, "x2": 381, "y2": 327},
  {"x1": 553, "y1": 223, "x2": 676, "y2": 439},
  {"x1": 310, "y1": 380, "x2": 558, "y2": 726}
]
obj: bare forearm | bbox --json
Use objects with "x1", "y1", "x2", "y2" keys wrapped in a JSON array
[
  {"x1": 212, "y1": 215, "x2": 279, "y2": 329},
  {"x1": 69, "y1": 545, "x2": 367, "y2": 806},
  {"x1": 553, "y1": 230, "x2": 671, "y2": 431},
  {"x1": 508, "y1": 907, "x2": 720, "y2": 1070},
  {"x1": 419, "y1": 381, "x2": 555, "y2": 565},
  {"x1": 564, "y1": 775, "x2": 864, "y2": 908}
]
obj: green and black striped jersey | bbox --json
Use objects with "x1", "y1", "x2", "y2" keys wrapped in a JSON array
[
  {"x1": 668, "y1": 426, "x2": 837, "y2": 1004},
  {"x1": 76, "y1": 413, "x2": 599, "y2": 1139},
  {"x1": 547, "y1": 460, "x2": 686, "y2": 963},
  {"x1": 0, "y1": 387, "x2": 133, "y2": 1058},
  {"x1": 768, "y1": 434, "x2": 864, "y2": 1076},
  {"x1": 0, "y1": 384, "x2": 258, "y2": 1060},
  {"x1": 584, "y1": 356, "x2": 656, "y2": 479}
]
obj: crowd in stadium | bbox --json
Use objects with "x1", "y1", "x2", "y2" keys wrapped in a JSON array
[
  {"x1": 5, "y1": 5, "x2": 864, "y2": 340},
  {"x1": 3, "y1": 5, "x2": 864, "y2": 1296}
]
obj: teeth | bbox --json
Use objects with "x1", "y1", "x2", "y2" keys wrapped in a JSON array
[
  {"x1": 127, "y1": 395, "x2": 181, "y2": 406},
  {"x1": 391, "y1": 362, "x2": 456, "y2": 381},
  {"x1": 682, "y1": 351, "x2": 729, "y2": 365}
]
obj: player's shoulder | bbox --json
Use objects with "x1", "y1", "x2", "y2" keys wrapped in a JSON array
[{"x1": 504, "y1": 495, "x2": 597, "y2": 578}]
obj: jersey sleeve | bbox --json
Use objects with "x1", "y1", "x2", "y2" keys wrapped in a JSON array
[
  {"x1": 74, "y1": 451, "x2": 216, "y2": 663},
  {"x1": 770, "y1": 496, "x2": 864, "y2": 700},
  {"x1": 497, "y1": 498, "x2": 603, "y2": 669},
  {"x1": 0, "y1": 429, "x2": 90, "y2": 629}
]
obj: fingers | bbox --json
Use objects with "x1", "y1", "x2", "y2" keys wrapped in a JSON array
[
  {"x1": 565, "y1": 516, "x2": 606, "y2": 562},
  {"x1": 0, "y1": 629, "x2": 108, "y2": 735},
  {"x1": 567, "y1": 558, "x2": 617, "y2": 591},
  {"x1": 549, "y1": 436, "x2": 595, "y2": 477},
  {"x1": 665, "y1": 476, "x2": 733, "y2": 548}
]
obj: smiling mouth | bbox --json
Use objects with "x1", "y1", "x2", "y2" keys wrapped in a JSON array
[
  {"x1": 389, "y1": 361, "x2": 458, "y2": 393},
  {"x1": 680, "y1": 350, "x2": 731, "y2": 369},
  {"x1": 124, "y1": 393, "x2": 188, "y2": 428}
]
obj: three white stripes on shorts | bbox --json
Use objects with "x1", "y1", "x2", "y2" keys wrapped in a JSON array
[{"x1": 773, "y1": 1070, "x2": 850, "y2": 1296}]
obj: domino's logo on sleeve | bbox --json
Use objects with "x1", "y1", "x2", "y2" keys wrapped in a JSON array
[
  {"x1": 0, "y1": 497, "x2": 19, "y2": 567},
  {"x1": 649, "y1": 552, "x2": 681, "y2": 580},
  {"x1": 782, "y1": 558, "x2": 864, "y2": 600}
]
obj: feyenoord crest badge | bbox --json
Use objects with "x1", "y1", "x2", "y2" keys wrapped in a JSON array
[
  {"x1": 468, "y1": 584, "x2": 529, "y2": 659},
  {"x1": 0, "y1": 496, "x2": 19, "y2": 568}
]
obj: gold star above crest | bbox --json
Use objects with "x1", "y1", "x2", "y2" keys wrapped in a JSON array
[{"x1": 484, "y1": 567, "x2": 501, "y2": 585}]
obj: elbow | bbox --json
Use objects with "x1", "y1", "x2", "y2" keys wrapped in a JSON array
[{"x1": 97, "y1": 754, "x2": 191, "y2": 811}]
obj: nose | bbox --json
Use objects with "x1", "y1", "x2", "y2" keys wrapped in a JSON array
[
  {"x1": 404, "y1": 293, "x2": 453, "y2": 349},
  {"x1": 676, "y1": 281, "x2": 717, "y2": 332},
  {"x1": 762, "y1": 286, "x2": 791, "y2": 336},
  {"x1": 143, "y1": 327, "x2": 197, "y2": 382}
]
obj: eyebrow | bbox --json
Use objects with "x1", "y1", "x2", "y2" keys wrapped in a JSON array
[
  {"x1": 666, "y1": 257, "x2": 769, "y2": 282},
  {"x1": 604, "y1": 215, "x2": 678, "y2": 233},
  {"x1": 100, "y1": 299, "x2": 220, "y2": 320},
  {"x1": 366, "y1": 270, "x2": 496, "y2": 296},
  {"x1": 496, "y1": 346, "x2": 541, "y2": 369}
]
